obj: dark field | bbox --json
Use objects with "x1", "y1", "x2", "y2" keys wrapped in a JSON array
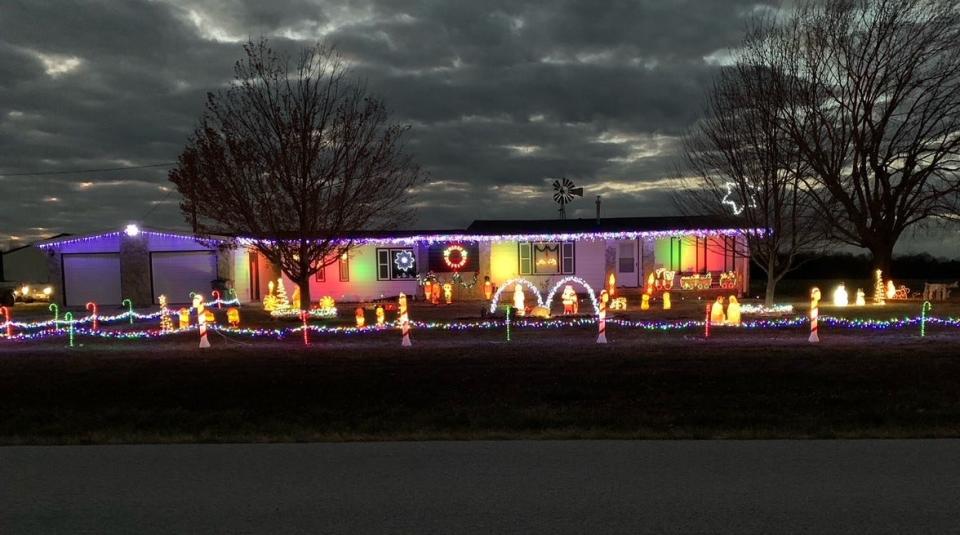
[{"x1": 3, "y1": 311, "x2": 960, "y2": 444}]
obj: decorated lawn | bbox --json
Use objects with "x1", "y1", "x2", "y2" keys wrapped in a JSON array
[{"x1": 2, "y1": 296, "x2": 960, "y2": 444}]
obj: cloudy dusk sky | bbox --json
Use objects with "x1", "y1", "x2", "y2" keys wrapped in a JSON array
[{"x1": 1, "y1": 0, "x2": 949, "y2": 253}]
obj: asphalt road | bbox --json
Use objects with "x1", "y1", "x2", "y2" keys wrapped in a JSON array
[{"x1": 3, "y1": 440, "x2": 960, "y2": 534}]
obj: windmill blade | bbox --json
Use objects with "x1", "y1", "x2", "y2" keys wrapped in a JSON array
[
  {"x1": 569, "y1": 187, "x2": 583, "y2": 197},
  {"x1": 552, "y1": 179, "x2": 562, "y2": 190},
  {"x1": 562, "y1": 177, "x2": 575, "y2": 189}
]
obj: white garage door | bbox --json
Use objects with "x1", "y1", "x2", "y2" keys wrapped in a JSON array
[
  {"x1": 63, "y1": 254, "x2": 122, "y2": 307},
  {"x1": 151, "y1": 251, "x2": 218, "y2": 304}
]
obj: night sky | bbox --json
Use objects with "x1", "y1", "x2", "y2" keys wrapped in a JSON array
[{"x1": 0, "y1": 1, "x2": 949, "y2": 254}]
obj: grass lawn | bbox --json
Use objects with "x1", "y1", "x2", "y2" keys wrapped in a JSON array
[{"x1": 3, "y1": 301, "x2": 960, "y2": 443}]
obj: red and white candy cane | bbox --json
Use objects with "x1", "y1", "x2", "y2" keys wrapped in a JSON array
[
  {"x1": 809, "y1": 287, "x2": 821, "y2": 343},
  {"x1": 399, "y1": 292, "x2": 411, "y2": 347},
  {"x1": 1, "y1": 306, "x2": 11, "y2": 338},
  {"x1": 301, "y1": 310, "x2": 310, "y2": 346},
  {"x1": 212, "y1": 290, "x2": 222, "y2": 309},
  {"x1": 86, "y1": 302, "x2": 98, "y2": 331},
  {"x1": 597, "y1": 290, "x2": 608, "y2": 344},
  {"x1": 704, "y1": 303, "x2": 711, "y2": 339}
]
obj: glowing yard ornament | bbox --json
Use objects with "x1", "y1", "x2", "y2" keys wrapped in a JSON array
[
  {"x1": 1, "y1": 306, "x2": 11, "y2": 338},
  {"x1": 443, "y1": 283, "x2": 453, "y2": 305},
  {"x1": 710, "y1": 296, "x2": 726, "y2": 324},
  {"x1": 513, "y1": 284, "x2": 526, "y2": 316},
  {"x1": 64, "y1": 311, "x2": 75, "y2": 347},
  {"x1": 431, "y1": 281, "x2": 442, "y2": 305},
  {"x1": 873, "y1": 270, "x2": 885, "y2": 305},
  {"x1": 607, "y1": 273, "x2": 616, "y2": 297},
  {"x1": 48, "y1": 303, "x2": 59, "y2": 324},
  {"x1": 886, "y1": 280, "x2": 896, "y2": 300},
  {"x1": 194, "y1": 294, "x2": 210, "y2": 348},
  {"x1": 399, "y1": 292, "x2": 411, "y2": 347},
  {"x1": 122, "y1": 298, "x2": 134, "y2": 324},
  {"x1": 159, "y1": 295, "x2": 173, "y2": 333},
  {"x1": 561, "y1": 285, "x2": 578, "y2": 315},
  {"x1": 395, "y1": 250, "x2": 416, "y2": 272},
  {"x1": 641, "y1": 293, "x2": 650, "y2": 311},
  {"x1": 610, "y1": 297, "x2": 627, "y2": 311},
  {"x1": 662, "y1": 291, "x2": 671, "y2": 310},
  {"x1": 319, "y1": 296, "x2": 336, "y2": 311},
  {"x1": 263, "y1": 280, "x2": 277, "y2": 311},
  {"x1": 291, "y1": 286, "x2": 301, "y2": 310},
  {"x1": 375, "y1": 304, "x2": 385, "y2": 327},
  {"x1": 86, "y1": 302, "x2": 98, "y2": 331},
  {"x1": 442, "y1": 245, "x2": 468, "y2": 270},
  {"x1": 203, "y1": 309, "x2": 215, "y2": 324},
  {"x1": 483, "y1": 276, "x2": 494, "y2": 300},
  {"x1": 833, "y1": 284, "x2": 849, "y2": 307},
  {"x1": 177, "y1": 308, "x2": 190, "y2": 329},
  {"x1": 720, "y1": 181, "x2": 758, "y2": 215},
  {"x1": 921, "y1": 301, "x2": 932, "y2": 337},
  {"x1": 704, "y1": 303, "x2": 711, "y2": 338},
  {"x1": 646, "y1": 273, "x2": 655, "y2": 294},
  {"x1": 227, "y1": 307, "x2": 240, "y2": 328},
  {"x1": 300, "y1": 310, "x2": 310, "y2": 346},
  {"x1": 274, "y1": 278, "x2": 290, "y2": 312},
  {"x1": 855, "y1": 289, "x2": 866, "y2": 307},
  {"x1": 597, "y1": 289, "x2": 609, "y2": 344},
  {"x1": 809, "y1": 287, "x2": 821, "y2": 343},
  {"x1": 355, "y1": 307, "x2": 366, "y2": 328},
  {"x1": 727, "y1": 296, "x2": 741, "y2": 326},
  {"x1": 211, "y1": 290, "x2": 222, "y2": 309}
]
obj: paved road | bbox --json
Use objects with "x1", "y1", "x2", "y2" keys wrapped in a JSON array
[{"x1": 3, "y1": 440, "x2": 960, "y2": 534}]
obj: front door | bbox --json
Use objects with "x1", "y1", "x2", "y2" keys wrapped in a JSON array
[{"x1": 617, "y1": 240, "x2": 639, "y2": 287}]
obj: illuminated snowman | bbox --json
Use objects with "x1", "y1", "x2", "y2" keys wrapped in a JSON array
[
  {"x1": 561, "y1": 285, "x2": 578, "y2": 315},
  {"x1": 513, "y1": 284, "x2": 525, "y2": 316}
]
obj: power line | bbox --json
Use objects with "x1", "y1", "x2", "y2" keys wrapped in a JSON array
[{"x1": 0, "y1": 162, "x2": 177, "y2": 177}]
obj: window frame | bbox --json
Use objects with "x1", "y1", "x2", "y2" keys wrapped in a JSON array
[
  {"x1": 518, "y1": 241, "x2": 575, "y2": 275},
  {"x1": 376, "y1": 247, "x2": 418, "y2": 281},
  {"x1": 339, "y1": 254, "x2": 350, "y2": 282}
]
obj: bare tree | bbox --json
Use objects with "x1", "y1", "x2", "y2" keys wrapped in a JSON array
[
  {"x1": 170, "y1": 39, "x2": 423, "y2": 310},
  {"x1": 678, "y1": 60, "x2": 826, "y2": 305},
  {"x1": 751, "y1": 0, "x2": 960, "y2": 274}
]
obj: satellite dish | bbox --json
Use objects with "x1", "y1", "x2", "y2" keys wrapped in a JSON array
[{"x1": 552, "y1": 177, "x2": 583, "y2": 219}]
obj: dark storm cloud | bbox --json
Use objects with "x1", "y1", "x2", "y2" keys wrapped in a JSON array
[{"x1": 1, "y1": 0, "x2": 782, "y2": 249}]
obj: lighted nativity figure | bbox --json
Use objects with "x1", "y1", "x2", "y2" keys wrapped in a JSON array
[
  {"x1": 513, "y1": 283, "x2": 526, "y2": 316},
  {"x1": 710, "y1": 296, "x2": 726, "y2": 324},
  {"x1": 431, "y1": 281, "x2": 442, "y2": 305},
  {"x1": 442, "y1": 282, "x2": 453, "y2": 304},
  {"x1": 561, "y1": 284, "x2": 579, "y2": 314},
  {"x1": 726, "y1": 296, "x2": 741, "y2": 326}
]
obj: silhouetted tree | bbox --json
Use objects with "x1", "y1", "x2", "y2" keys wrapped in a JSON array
[{"x1": 170, "y1": 39, "x2": 422, "y2": 310}]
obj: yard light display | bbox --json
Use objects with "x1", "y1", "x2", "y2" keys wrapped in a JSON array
[
  {"x1": 442, "y1": 245, "x2": 469, "y2": 270},
  {"x1": 300, "y1": 310, "x2": 310, "y2": 346},
  {"x1": 211, "y1": 290, "x2": 222, "y2": 309},
  {"x1": 86, "y1": 302, "x2": 98, "y2": 331},
  {"x1": 710, "y1": 297, "x2": 725, "y2": 324},
  {"x1": 291, "y1": 286, "x2": 301, "y2": 310},
  {"x1": 399, "y1": 292, "x2": 411, "y2": 347},
  {"x1": 607, "y1": 273, "x2": 616, "y2": 297},
  {"x1": 122, "y1": 299, "x2": 134, "y2": 324},
  {"x1": 194, "y1": 294, "x2": 210, "y2": 348},
  {"x1": 663, "y1": 291, "x2": 671, "y2": 310},
  {"x1": 855, "y1": 289, "x2": 866, "y2": 307},
  {"x1": 809, "y1": 287, "x2": 821, "y2": 343},
  {"x1": 874, "y1": 270, "x2": 885, "y2": 305},
  {"x1": 513, "y1": 283, "x2": 525, "y2": 316},
  {"x1": 263, "y1": 280, "x2": 277, "y2": 311},
  {"x1": 641, "y1": 293, "x2": 650, "y2": 310},
  {"x1": 443, "y1": 283, "x2": 453, "y2": 304},
  {"x1": 48, "y1": 303, "x2": 59, "y2": 324},
  {"x1": 727, "y1": 296, "x2": 741, "y2": 326},
  {"x1": 273, "y1": 278, "x2": 290, "y2": 312},
  {"x1": 483, "y1": 276, "x2": 494, "y2": 300},
  {"x1": 833, "y1": 284, "x2": 848, "y2": 307},
  {"x1": 886, "y1": 280, "x2": 896, "y2": 300},
  {"x1": 544, "y1": 277, "x2": 601, "y2": 316},
  {"x1": 488, "y1": 278, "x2": 544, "y2": 314},
  {"x1": 355, "y1": 307, "x2": 366, "y2": 328},
  {"x1": 561, "y1": 285, "x2": 578, "y2": 315},
  {"x1": 1, "y1": 306, "x2": 11, "y2": 338},
  {"x1": 921, "y1": 301, "x2": 932, "y2": 337},
  {"x1": 610, "y1": 297, "x2": 627, "y2": 311},
  {"x1": 597, "y1": 289, "x2": 608, "y2": 344},
  {"x1": 704, "y1": 303, "x2": 711, "y2": 338},
  {"x1": 159, "y1": 298, "x2": 172, "y2": 333},
  {"x1": 375, "y1": 305, "x2": 385, "y2": 326},
  {"x1": 505, "y1": 305, "x2": 511, "y2": 341},
  {"x1": 64, "y1": 312, "x2": 74, "y2": 347},
  {"x1": 177, "y1": 308, "x2": 190, "y2": 329},
  {"x1": 227, "y1": 307, "x2": 240, "y2": 327},
  {"x1": 431, "y1": 281, "x2": 441, "y2": 305}
]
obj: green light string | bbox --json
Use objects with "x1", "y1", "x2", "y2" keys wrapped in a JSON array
[
  {"x1": 506, "y1": 306, "x2": 511, "y2": 342},
  {"x1": 64, "y1": 312, "x2": 74, "y2": 347},
  {"x1": 122, "y1": 299, "x2": 134, "y2": 324},
  {"x1": 48, "y1": 303, "x2": 59, "y2": 324},
  {"x1": 921, "y1": 301, "x2": 932, "y2": 337}
]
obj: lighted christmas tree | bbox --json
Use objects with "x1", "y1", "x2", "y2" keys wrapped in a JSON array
[
  {"x1": 873, "y1": 269, "x2": 885, "y2": 305},
  {"x1": 159, "y1": 295, "x2": 173, "y2": 333},
  {"x1": 274, "y1": 278, "x2": 291, "y2": 312}
]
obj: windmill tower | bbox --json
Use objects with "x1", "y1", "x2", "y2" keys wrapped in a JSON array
[{"x1": 552, "y1": 177, "x2": 583, "y2": 220}]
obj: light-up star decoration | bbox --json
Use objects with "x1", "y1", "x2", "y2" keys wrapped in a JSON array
[
  {"x1": 720, "y1": 182, "x2": 758, "y2": 216},
  {"x1": 394, "y1": 250, "x2": 416, "y2": 272}
]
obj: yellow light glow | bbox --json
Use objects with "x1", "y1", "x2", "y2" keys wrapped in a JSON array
[
  {"x1": 885, "y1": 280, "x2": 896, "y2": 300},
  {"x1": 833, "y1": 284, "x2": 848, "y2": 307},
  {"x1": 21, "y1": 285, "x2": 29, "y2": 295},
  {"x1": 43, "y1": 287, "x2": 53, "y2": 296}
]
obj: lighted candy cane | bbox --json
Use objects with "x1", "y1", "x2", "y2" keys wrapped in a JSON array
[
  {"x1": 86, "y1": 302, "x2": 98, "y2": 331},
  {"x1": 212, "y1": 290, "x2": 222, "y2": 309},
  {"x1": 809, "y1": 287, "x2": 821, "y2": 343},
  {"x1": 921, "y1": 301, "x2": 932, "y2": 337},
  {"x1": 704, "y1": 303, "x2": 711, "y2": 339},
  {"x1": 228, "y1": 288, "x2": 237, "y2": 302},
  {"x1": 1, "y1": 306, "x2": 11, "y2": 338},
  {"x1": 122, "y1": 298, "x2": 134, "y2": 324},
  {"x1": 505, "y1": 305, "x2": 511, "y2": 342},
  {"x1": 64, "y1": 312, "x2": 75, "y2": 347},
  {"x1": 301, "y1": 310, "x2": 310, "y2": 346},
  {"x1": 49, "y1": 303, "x2": 59, "y2": 324},
  {"x1": 597, "y1": 290, "x2": 608, "y2": 344},
  {"x1": 399, "y1": 292, "x2": 411, "y2": 347}
]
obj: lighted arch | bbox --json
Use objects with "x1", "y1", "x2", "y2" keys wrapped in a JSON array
[
  {"x1": 544, "y1": 276, "x2": 601, "y2": 316},
  {"x1": 488, "y1": 278, "x2": 545, "y2": 313}
]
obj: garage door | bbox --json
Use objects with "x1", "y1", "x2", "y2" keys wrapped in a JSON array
[
  {"x1": 151, "y1": 251, "x2": 218, "y2": 304},
  {"x1": 63, "y1": 254, "x2": 122, "y2": 307}
]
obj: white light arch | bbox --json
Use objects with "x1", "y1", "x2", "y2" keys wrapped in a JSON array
[
  {"x1": 488, "y1": 278, "x2": 545, "y2": 313},
  {"x1": 544, "y1": 276, "x2": 601, "y2": 316}
]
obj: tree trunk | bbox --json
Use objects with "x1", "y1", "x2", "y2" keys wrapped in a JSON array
[
  {"x1": 868, "y1": 242, "x2": 895, "y2": 279},
  {"x1": 298, "y1": 275, "x2": 312, "y2": 312},
  {"x1": 764, "y1": 273, "x2": 777, "y2": 306}
]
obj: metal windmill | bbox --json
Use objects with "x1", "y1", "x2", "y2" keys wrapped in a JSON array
[{"x1": 552, "y1": 177, "x2": 583, "y2": 219}]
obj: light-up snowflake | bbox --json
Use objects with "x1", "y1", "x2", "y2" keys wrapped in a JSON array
[{"x1": 394, "y1": 250, "x2": 416, "y2": 272}]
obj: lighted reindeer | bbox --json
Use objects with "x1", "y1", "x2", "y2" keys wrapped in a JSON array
[{"x1": 922, "y1": 281, "x2": 959, "y2": 302}]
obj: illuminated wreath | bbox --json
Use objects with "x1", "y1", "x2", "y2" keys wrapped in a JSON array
[
  {"x1": 394, "y1": 250, "x2": 416, "y2": 272},
  {"x1": 443, "y1": 245, "x2": 469, "y2": 270}
]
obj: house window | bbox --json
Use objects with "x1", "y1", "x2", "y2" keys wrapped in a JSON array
[
  {"x1": 314, "y1": 263, "x2": 325, "y2": 282},
  {"x1": 376, "y1": 248, "x2": 417, "y2": 280},
  {"x1": 519, "y1": 242, "x2": 575, "y2": 275},
  {"x1": 339, "y1": 254, "x2": 349, "y2": 282}
]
